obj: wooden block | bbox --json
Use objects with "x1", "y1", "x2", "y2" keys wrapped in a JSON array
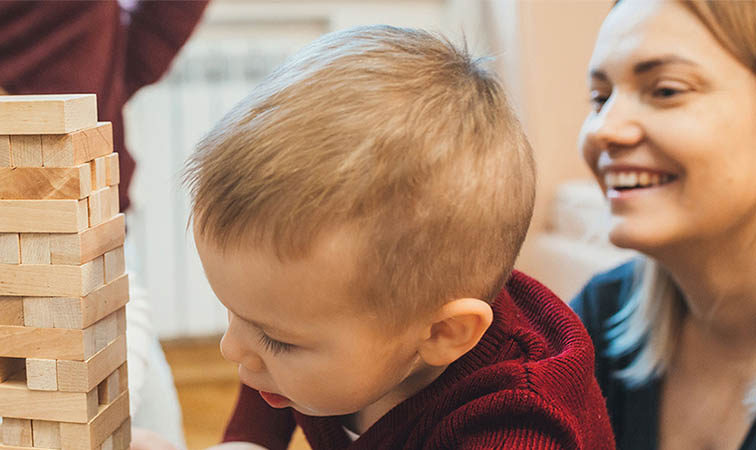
[
  {"x1": 8, "y1": 136, "x2": 40, "y2": 168},
  {"x1": 0, "y1": 325, "x2": 96, "y2": 360},
  {"x1": 100, "y1": 435, "x2": 113, "y2": 450},
  {"x1": 107, "y1": 186, "x2": 119, "y2": 217},
  {"x1": 1, "y1": 418, "x2": 32, "y2": 446},
  {"x1": 26, "y1": 359, "x2": 58, "y2": 391},
  {"x1": 105, "y1": 187, "x2": 117, "y2": 220},
  {"x1": 103, "y1": 247, "x2": 124, "y2": 285},
  {"x1": 115, "y1": 308, "x2": 126, "y2": 338},
  {"x1": 104, "y1": 154, "x2": 119, "y2": 186},
  {"x1": 0, "y1": 95, "x2": 97, "y2": 135},
  {"x1": 48, "y1": 275, "x2": 129, "y2": 330},
  {"x1": 0, "y1": 297, "x2": 23, "y2": 326},
  {"x1": 82, "y1": 256, "x2": 105, "y2": 295},
  {"x1": 49, "y1": 297, "x2": 80, "y2": 329},
  {"x1": 0, "y1": 357, "x2": 24, "y2": 384},
  {"x1": 94, "y1": 313, "x2": 117, "y2": 352},
  {"x1": 49, "y1": 214, "x2": 125, "y2": 265},
  {"x1": 20, "y1": 234, "x2": 50, "y2": 264},
  {"x1": 98, "y1": 188, "x2": 113, "y2": 223},
  {"x1": 87, "y1": 387, "x2": 99, "y2": 420},
  {"x1": 42, "y1": 122, "x2": 112, "y2": 167},
  {"x1": 116, "y1": 362, "x2": 127, "y2": 394},
  {"x1": 0, "y1": 444, "x2": 57, "y2": 450},
  {"x1": 31, "y1": 420, "x2": 60, "y2": 449},
  {"x1": 111, "y1": 419, "x2": 130, "y2": 450},
  {"x1": 23, "y1": 297, "x2": 54, "y2": 328},
  {"x1": 0, "y1": 234, "x2": 19, "y2": 264},
  {"x1": 58, "y1": 391, "x2": 128, "y2": 450},
  {"x1": 0, "y1": 164, "x2": 91, "y2": 200},
  {"x1": 0, "y1": 200, "x2": 88, "y2": 233},
  {"x1": 0, "y1": 255, "x2": 103, "y2": 297},
  {"x1": 0, "y1": 136, "x2": 10, "y2": 167},
  {"x1": 0, "y1": 376, "x2": 98, "y2": 423},
  {"x1": 57, "y1": 336, "x2": 126, "y2": 393},
  {"x1": 97, "y1": 369, "x2": 120, "y2": 405},
  {"x1": 78, "y1": 199, "x2": 89, "y2": 230},
  {"x1": 91, "y1": 157, "x2": 106, "y2": 191},
  {"x1": 19, "y1": 275, "x2": 129, "y2": 330},
  {"x1": 25, "y1": 275, "x2": 129, "y2": 335},
  {"x1": 9, "y1": 136, "x2": 42, "y2": 167},
  {"x1": 87, "y1": 188, "x2": 108, "y2": 227}
]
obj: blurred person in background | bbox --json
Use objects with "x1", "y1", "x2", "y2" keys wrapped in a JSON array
[
  {"x1": 572, "y1": 1, "x2": 756, "y2": 449},
  {"x1": 0, "y1": 1, "x2": 209, "y2": 447}
]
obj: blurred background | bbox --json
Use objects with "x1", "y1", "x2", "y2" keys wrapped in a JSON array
[{"x1": 120, "y1": 0, "x2": 634, "y2": 448}]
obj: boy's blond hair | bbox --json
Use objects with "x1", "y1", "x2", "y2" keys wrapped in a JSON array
[{"x1": 185, "y1": 25, "x2": 535, "y2": 327}]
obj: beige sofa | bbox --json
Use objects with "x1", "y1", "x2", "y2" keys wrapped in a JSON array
[{"x1": 516, "y1": 180, "x2": 635, "y2": 303}]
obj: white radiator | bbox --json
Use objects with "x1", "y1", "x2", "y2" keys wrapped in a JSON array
[{"x1": 124, "y1": 41, "x2": 295, "y2": 338}]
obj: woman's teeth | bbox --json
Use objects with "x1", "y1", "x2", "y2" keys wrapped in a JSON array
[{"x1": 604, "y1": 171, "x2": 675, "y2": 190}]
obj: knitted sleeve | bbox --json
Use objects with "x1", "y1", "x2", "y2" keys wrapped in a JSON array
[{"x1": 223, "y1": 384, "x2": 297, "y2": 450}]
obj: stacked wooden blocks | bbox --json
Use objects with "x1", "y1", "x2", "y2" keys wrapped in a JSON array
[{"x1": 0, "y1": 95, "x2": 130, "y2": 450}]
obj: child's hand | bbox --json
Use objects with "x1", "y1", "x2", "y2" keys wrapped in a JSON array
[{"x1": 129, "y1": 428, "x2": 181, "y2": 450}]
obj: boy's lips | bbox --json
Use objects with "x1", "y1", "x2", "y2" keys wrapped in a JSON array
[{"x1": 259, "y1": 391, "x2": 291, "y2": 408}]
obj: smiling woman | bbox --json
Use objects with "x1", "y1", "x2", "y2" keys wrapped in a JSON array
[{"x1": 572, "y1": 1, "x2": 756, "y2": 449}]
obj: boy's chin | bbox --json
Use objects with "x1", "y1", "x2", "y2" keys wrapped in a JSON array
[{"x1": 289, "y1": 402, "x2": 362, "y2": 418}]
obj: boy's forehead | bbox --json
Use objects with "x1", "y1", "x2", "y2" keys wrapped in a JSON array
[{"x1": 195, "y1": 226, "x2": 367, "y2": 324}]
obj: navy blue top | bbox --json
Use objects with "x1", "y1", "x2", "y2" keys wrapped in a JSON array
[{"x1": 571, "y1": 261, "x2": 756, "y2": 450}]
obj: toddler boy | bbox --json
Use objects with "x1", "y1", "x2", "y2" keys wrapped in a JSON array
[{"x1": 185, "y1": 25, "x2": 614, "y2": 450}]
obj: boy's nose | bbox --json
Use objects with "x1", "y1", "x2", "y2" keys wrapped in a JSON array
[{"x1": 220, "y1": 330, "x2": 266, "y2": 372}]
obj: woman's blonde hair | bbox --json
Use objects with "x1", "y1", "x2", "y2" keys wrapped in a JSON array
[{"x1": 607, "y1": 1, "x2": 756, "y2": 411}]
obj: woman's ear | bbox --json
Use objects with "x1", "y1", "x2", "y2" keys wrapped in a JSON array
[{"x1": 417, "y1": 298, "x2": 493, "y2": 367}]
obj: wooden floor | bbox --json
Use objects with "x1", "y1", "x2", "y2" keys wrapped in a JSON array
[{"x1": 161, "y1": 337, "x2": 310, "y2": 450}]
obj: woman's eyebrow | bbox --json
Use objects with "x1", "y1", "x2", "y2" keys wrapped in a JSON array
[
  {"x1": 633, "y1": 55, "x2": 699, "y2": 75},
  {"x1": 589, "y1": 55, "x2": 699, "y2": 82},
  {"x1": 589, "y1": 69, "x2": 609, "y2": 82}
]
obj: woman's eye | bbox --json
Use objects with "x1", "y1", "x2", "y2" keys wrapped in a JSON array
[
  {"x1": 589, "y1": 91, "x2": 610, "y2": 110},
  {"x1": 258, "y1": 330, "x2": 295, "y2": 355},
  {"x1": 653, "y1": 87, "x2": 680, "y2": 98},
  {"x1": 651, "y1": 81, "x2": 691, "y2": 100}
]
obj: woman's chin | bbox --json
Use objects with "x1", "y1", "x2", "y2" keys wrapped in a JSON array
[{"x1": 608, "y1": 221, "x2": 670, "y2": 255}]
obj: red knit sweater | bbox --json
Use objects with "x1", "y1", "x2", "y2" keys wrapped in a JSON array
[
  {"x1": 0, "y1": 0, "x2": 208, "y2": 211},
  {"x1": 223, "y1": 271, "x2": 615, "y2": 449}
]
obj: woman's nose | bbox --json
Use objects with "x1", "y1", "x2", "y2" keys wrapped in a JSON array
[
  {"x1": 583, "y1": 93, "x2": 644, "y2": 151},
  {"x1": 220, "y1": 327, "x2": 266, "y2": 373}
]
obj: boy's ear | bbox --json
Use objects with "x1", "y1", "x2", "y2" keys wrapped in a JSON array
[{"x1": 417, "y1": 298, "x2": 493, "y2": 367}]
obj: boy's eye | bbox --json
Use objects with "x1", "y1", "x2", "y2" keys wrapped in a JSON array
[{"x1": 258, "y1": 330, "x2": 295, "y2": 355}]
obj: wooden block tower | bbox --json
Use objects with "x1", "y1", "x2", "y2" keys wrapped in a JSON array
[{"x1": 0, "y1": 95, "x2": 131, "y2": 450}]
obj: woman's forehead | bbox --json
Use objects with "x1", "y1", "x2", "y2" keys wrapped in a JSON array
[{"x1": 589, "y1": 1, "x2": 713, "y2": 74}]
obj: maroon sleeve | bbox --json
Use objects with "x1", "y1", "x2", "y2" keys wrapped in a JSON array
[
  {"x1": 123, "y1": 0, "x2": 209, "y2": 99},
  {"x1": 0, "y1": 2, "x2": 118, "y2": 94},
  {"x1": 223, "y1": 384, "x2": 297, "y2": 450}
]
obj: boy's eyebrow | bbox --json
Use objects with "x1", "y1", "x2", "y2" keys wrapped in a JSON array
[
  {"x1": 589, "y1": 55, "x2": 699, "y2": 81},
  {"x1": 227, "y1": 304, "x2": 301, "y2": 340}
]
